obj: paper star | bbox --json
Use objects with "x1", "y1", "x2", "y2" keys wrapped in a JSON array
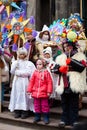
[{"x1": 0, "y1": 0, "x2": 21, "y2": 16}]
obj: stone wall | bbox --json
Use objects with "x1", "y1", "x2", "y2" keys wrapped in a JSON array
[
  {"x1": 26, "y1": 0, "x2": 36, "y2": 29},
  {"x1": 55, "y1": 0, "x2": 80, "y2": 20},
  {"x1": 26, "y1": 0, "x2": 80, "y2": 30}
]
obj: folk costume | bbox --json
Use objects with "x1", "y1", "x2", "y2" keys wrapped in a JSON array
[{"x1": 52, "y1": 41, "x2": 87, "y2": 126}]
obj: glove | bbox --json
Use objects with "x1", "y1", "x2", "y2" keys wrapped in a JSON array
[
  {"x1": 66, "y1": 58, "x2": 71, "y2": 65},
  {"x1": 81, "y1": 60, "x2": 87, "y2": 67},
  {"x1": 51, "y1": 64, "x2": 60, "y2": 74},
  {"x1": 59, "y1": 66, "x2": 68, "y2": 74}
]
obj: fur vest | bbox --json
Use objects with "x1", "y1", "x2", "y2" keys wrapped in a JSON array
[{"x1": 55, "y1": 52, "x2": 87, "y2": 95}]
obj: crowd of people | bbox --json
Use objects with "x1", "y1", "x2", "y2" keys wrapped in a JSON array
[{"x1": 0, "y1": 13, "x2": 87, "y2": 128}]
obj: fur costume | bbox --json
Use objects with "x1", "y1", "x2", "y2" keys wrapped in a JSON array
[{"x1": 55, "y1": 51, "x2": 87, "y2": 95}]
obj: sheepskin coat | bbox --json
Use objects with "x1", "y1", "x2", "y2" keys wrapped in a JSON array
[{"x1": 55, "y1": 52, "x2": 87, "y2": 95}]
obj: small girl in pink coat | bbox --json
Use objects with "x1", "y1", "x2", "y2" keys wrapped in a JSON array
[{"x1": 27, "y1": 58, "x2": 53, "y2": 124}]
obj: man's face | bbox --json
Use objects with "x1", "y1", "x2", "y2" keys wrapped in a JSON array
[{"x1": 64, "y1": 43, "x2": 73, "y2": 53}]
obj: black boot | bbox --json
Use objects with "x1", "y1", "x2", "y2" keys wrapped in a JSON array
[
  {"x1": 43, "y1": 113, "x2": 49, "y2": 124},
  {"x1": 21, "y1": 110, "x2": 29, "y2": 119},
  {"x1": 14, "y1": 110, "x2": 21, "y2": 118},
  {"x1": 33, "y1": 113, "x2": 41, "y2": 123}
]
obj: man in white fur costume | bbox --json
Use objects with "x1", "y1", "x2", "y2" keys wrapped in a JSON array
[{"x1": 52, "y1": 40, "x2": 87, "y2": 127}]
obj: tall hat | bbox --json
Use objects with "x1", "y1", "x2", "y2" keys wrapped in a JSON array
[
  {"x1": 17, "y1": 47, "x2": 28, "y2": 56},
  {"x1": 38, "y1": 24, "x2": 50, "y2": 40},
  {"x1": 42, "y1": 25, "x2": 49, "y2": 32}
]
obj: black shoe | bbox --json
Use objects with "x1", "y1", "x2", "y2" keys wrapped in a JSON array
[
  {"x1": 44, "y1": 120, "x2": 49, "y2": 124},
  {"x1": 33, "y1": 118, "x2": 41, "y2": 123},
  {"x1": 58, "y1": 121, "x2": 65, "y2": 128},
  {"x1": 15, "y1": 114, "x2": 21, "y2": 118},
  {"x1": 43, "y1": 113, "x2": 49, "y2": 124},
  {"x1": 21, "y1": 114, "x2": 29, "y2": 119},
  {"x1": 14, "y1": 110, "x2": 21, "y2": 118},
  {"x1": 33, "y1": 113, "x2": 41, "y2": 123},
  {"x1": 21, "y1": 110, "x2": 29, "y2": 119},
  {"x1": 73, "y1": 122, "x2": 80, "y2": 126}
]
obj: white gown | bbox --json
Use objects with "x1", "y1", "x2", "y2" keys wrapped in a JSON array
[
  {"x1": 46, "y1": 58, "x2": 58, "y2": 98},
  {"x1": 9, "y1": 59, "x2": 36, "y2": 112}
]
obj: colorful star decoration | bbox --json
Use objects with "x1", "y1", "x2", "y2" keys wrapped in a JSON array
[
  {"x1": 3, "y1": 15, "x2": 37, "y2": 51},
  {"x1": 0, "y1": 0, "x2": 21, "y2": 16}
]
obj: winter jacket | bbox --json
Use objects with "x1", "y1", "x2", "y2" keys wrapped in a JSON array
[{"x1": 27, "y1": 69, "x2": 53, "y2": 98}]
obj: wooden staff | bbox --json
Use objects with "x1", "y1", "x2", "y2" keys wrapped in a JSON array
[
  {"x1": 27, "y1": 42, "x2": 32, "y2": 60},
  {"x1": 17, "y1": 38, "x2": 21, "y2": 60},
  {"x1": 0, "y1": 57, "x2": 4, "y2": 113}
]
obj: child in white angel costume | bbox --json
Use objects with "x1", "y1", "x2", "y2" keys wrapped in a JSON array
[{"x1": 9, "y1": 47, "x2": 36, "y2": 119}]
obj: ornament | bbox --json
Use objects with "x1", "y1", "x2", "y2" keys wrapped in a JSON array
[
  {"x1": 0, "y1": 0, "x2": 20, "y2": 16},
  {"x1": 4, "y1": 15, "x2": 37, "y2": 52},
  {"x1": 67, "y1": 31, "x2": 77, "y2": 42},
  {"x1": 1, "y1": 0, "x2": 11, "y2": 6},
  {"x1": 12, "y1": 22, "x2": 24, "y2": 35}
]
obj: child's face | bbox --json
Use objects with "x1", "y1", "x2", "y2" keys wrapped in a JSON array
[
  {"x1": 18, "y1": 53, "x2": 26, "y2": 59},
  {"x1": 44, "y1": 53, "x2": 50, "y2": 59},
  {"x1": 36, "y1": 60, "x2": 44, "y2": 70}
]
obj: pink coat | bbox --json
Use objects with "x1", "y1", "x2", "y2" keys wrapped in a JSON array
[{"x1": 27, "y1": 69, "x2": 53, "y2": 98}]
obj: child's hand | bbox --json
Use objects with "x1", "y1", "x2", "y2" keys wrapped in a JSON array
[
  {"x1": 27, "y1": 92, "x2": 32, "y2": 98},
  {"x1": 47, "y1": 93, "x2": 51, "y2": 97},
  {"x1": 26, "y1": 91, "x2": 31, "y2": 95}
]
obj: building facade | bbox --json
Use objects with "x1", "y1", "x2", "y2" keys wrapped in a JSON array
[{"x1": 26, "y1": 0, "x2": 87, "y2": 36}]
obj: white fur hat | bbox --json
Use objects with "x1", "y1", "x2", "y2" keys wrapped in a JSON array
[
  {"x1": 18, "y1": 47, "x2": 28, "y2": 56},
  {"x1": 42, "y1": 25, "x2": 49, "y2": 32},
  {"x1": 43, "y1": 47, "x2": 52, "y2": 57}
]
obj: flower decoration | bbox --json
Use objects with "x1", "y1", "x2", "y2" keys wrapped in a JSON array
[
  {"x1": 67, "y1": 13, "x2": 83, "y2": 31},
  {"x1": 49, "y1": 18, "x2": 67, "y2": 43},
  {"x1": 67, "y1": 30, "x2": 78, "y2": 42}
]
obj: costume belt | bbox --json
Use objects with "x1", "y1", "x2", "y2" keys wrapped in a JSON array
[{"x1": 16, "y1": 75, "x2": 29, "y2": 78}]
